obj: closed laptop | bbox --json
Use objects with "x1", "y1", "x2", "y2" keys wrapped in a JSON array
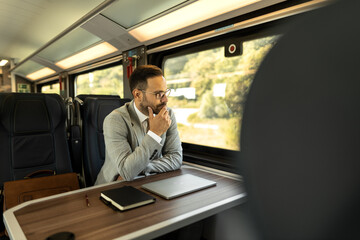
[{"x1": 141, "y1": 174, "x2": 216, "y2": 199}]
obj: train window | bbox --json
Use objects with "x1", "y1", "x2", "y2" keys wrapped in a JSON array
[
  {"x1": 41, "y1": 82, "x2": 60, "y2": 94},
  {"x1": 164, "y1": 35, "x2": 279, "y2": 151},
  {"x1": 75, "y1": 65, "x2": 123, "y2": 96}
]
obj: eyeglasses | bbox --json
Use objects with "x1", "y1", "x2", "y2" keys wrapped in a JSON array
[{"x1": 140, "y1": 88, "x2": 171, "y2": 99}]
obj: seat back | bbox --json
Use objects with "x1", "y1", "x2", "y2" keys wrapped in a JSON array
[
  {"x1": 240, "y1": 0, "x2": 360, "y2": 239},
  {"x1": 0, "y1": 93, "x2": 73, "y2": 185},
  {"x1": 79, "y1": 95, "x2": 130, "y2": 186},
  {"x1": 67, "y1": 95, "x2": 121, "y2": 176}
]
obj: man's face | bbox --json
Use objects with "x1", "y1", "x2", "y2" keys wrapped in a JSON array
[{"x1": 139, "y1": 75, "x2": 169, "y2": 115}]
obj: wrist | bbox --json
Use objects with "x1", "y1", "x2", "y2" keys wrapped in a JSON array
[
  {"x1": 150, "y1": 128, "x2": 162, "y2": 136},
  {"x1": 147, "y1": 130, "x2": 162, "y2": 143}
]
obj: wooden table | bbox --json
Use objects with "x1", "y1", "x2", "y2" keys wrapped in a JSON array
[{"x1": 3, "y1": 165, "x2": 246, "y2": 240}]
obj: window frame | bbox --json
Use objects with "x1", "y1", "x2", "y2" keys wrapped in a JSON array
[{"x1": 149, "y1": 20, "x2": 284, "y2": 173}]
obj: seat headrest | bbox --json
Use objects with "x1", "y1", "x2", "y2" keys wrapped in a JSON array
[
  {"x1": 0, "y1": 93, "x2": 65, "y2": 134},
  {"x1": 14, "y1": 99, "x2": 50, "y2": 133}
]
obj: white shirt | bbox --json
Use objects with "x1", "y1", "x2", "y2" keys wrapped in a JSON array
[{"x1": 133, "y1": 102, "x2": 162, "y2": 144}]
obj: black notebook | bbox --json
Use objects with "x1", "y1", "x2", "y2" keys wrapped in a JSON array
[{"x1": 100, "y1": 186, "x2": 155, "y2": 211}]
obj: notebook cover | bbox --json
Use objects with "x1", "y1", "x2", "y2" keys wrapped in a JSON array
[{"x1": 100, "y1": 186, "x2": 155, "y2": 211}]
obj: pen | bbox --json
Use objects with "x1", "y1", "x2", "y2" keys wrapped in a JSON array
[{"x1": 85, "y1": 194, "x2": 90, "y2": 207}]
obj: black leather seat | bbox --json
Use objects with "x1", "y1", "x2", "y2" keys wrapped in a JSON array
[
  {"x1": 0, "y1": 93, "x2": 73, "y2": 183},
  {"x1": 0, "y1": 93, "x2": 73, "y2": 234},
  {"x1": 241, "y1": 0, "x2": 360, "y2": 239},
  {"x1": 76, "y1": 95, "x2": 130, "y2": 186},
  {"x1": 67, "y1": 95, "x2": 122, "y2": 178}
]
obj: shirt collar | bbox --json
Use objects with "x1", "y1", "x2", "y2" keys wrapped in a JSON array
[{"x1": 133, "y1": 101, "x2": 148, "y2": 123}]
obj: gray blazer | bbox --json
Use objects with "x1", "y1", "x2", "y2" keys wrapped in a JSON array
[{"x1": 95, "y1": 100, "x2": 182, "y2": 184}]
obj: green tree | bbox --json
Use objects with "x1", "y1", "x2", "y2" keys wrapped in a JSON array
[
  {"x1": 198, "y1": 91, "x2": 230, "y2": 119},
  {"x1": 225, "y1": 74, "x2": 254, "y2": 117},
  {"x1": 76, "y1": 65, "x2": 123, "y2": 95}
]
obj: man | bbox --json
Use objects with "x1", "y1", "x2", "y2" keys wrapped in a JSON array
[{"x1": 95, "y1": 65, "x2": 182, "y2": 184}]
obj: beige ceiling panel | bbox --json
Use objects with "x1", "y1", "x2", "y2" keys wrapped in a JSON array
[{"x1": 0, "y1": 0, "x2": 105, "y2": 62}]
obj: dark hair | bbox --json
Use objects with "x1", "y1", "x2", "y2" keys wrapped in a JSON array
[{"x1": 129, "y1": 65, "x2": 163, "y2": 93}]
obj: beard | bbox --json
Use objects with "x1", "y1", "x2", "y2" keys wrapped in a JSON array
[{"x1": 139, "y1": 95, "x2": 166, "y2": 115}]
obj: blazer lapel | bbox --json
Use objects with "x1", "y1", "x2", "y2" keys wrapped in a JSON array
[{"x1": 127, "y1": 101, "x2": 144, "y2": 147}]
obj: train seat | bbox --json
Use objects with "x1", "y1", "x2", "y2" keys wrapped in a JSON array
[
  {"x1": 0, "y1": 93, "x2": 73, "y2": 184},
  {"x1": 0, "y1": 93, "x2": 74, "y2": 234},
  {"x1": 75, "y1": 95, "x2": 130, "y2": 187},
  {"x1": 66, "y1": 95, "x2": 122, "y2": 181},
  {"x1": 241, "y1": 0, "x2": 360, "y2": 239}
]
